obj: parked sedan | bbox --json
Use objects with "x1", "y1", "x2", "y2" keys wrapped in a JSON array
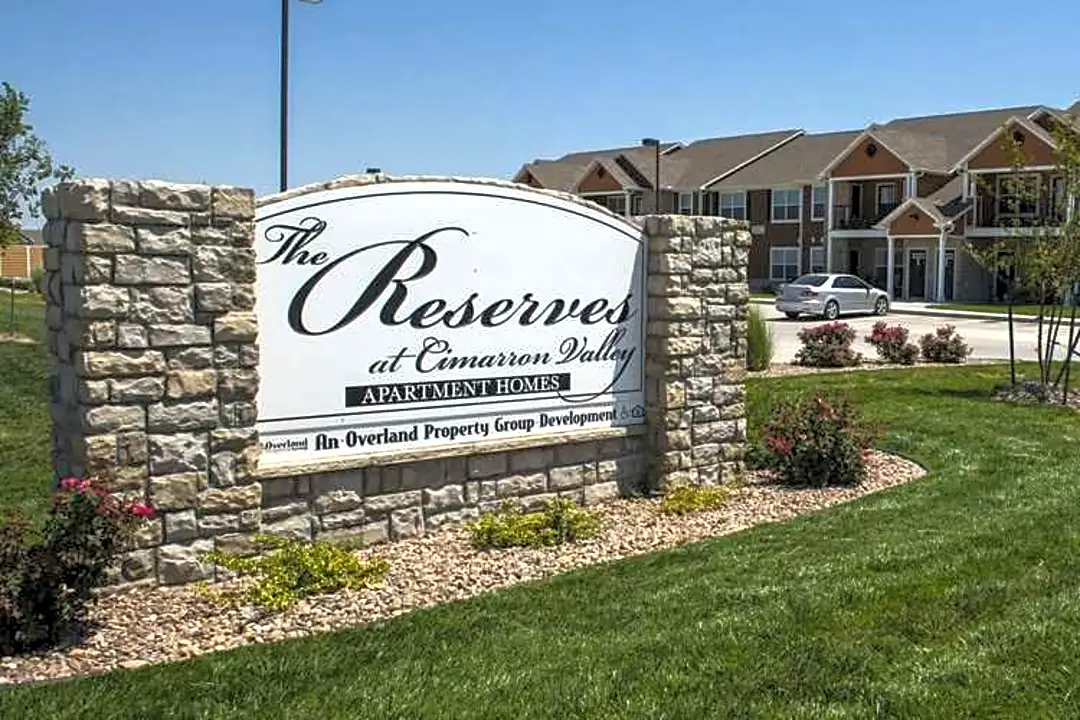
[{"x1": 775, "y1": 273, "x2": 890, "y2": 320}]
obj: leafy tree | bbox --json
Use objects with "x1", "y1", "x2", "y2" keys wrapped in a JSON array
[
  {"x1": 962, "y1": 115, "x2": 1080, "y2": 399},
  {"x1": 0, "y1": 81, "x2": 74, "y2": 246}
]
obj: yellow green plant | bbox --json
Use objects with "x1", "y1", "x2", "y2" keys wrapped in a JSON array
[
  {"x1": 466, "y1": 498, "x2": 602, "y2": 549},
  {"x1": 200, "y1": 534, "x2": 390, "y2": 612},
  {"x1": 659, "y1": 481, "x2": 732, "y2": 515}
]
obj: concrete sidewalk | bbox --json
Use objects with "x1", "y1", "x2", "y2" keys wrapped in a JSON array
[{"x1": 749, "y1": 296, "x2": 1041, "y2": 324}]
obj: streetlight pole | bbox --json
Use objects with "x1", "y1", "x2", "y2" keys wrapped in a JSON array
[
  {"x1": 280, "y1": 0, "x2": 322, "y2": 193},
  {"x1": 642, "y1": 137, "x2": 661, "y2": 213}
]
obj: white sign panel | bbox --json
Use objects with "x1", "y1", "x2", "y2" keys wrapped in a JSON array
[{"x1": 254, "y1": 180, "x2": 646, "y2": 463}]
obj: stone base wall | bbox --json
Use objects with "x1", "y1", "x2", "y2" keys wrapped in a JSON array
[
  {"x1": 39, "y1": 176, "x2": 750, "y2": 590},
  {"x1": 257, "y1": 432, "x2": 645, "y2": 550}
]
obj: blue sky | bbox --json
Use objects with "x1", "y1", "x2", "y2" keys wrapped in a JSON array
[{"x1": 7, "y1": 0, "x2": 1080, "y2": 211}]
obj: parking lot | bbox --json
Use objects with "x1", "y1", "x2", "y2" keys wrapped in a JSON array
[{"x1": 757, "y1": 302, "x2": 1048, "y2": 364}]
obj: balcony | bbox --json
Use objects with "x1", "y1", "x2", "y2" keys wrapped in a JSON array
[{"x1": 832, "y1": 203, "x2": 899, "y2": 231}]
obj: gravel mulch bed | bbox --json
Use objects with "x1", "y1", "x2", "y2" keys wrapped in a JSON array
[
  {"x1": 0, "y1": 450, "x2": 925, "y2": 688},
  {"x1": 994, "y1": 380, "x2": 1080, "y2": 410},
  {"x1": 751, "y1": 359, "x2": 1004, "y2": 378}
]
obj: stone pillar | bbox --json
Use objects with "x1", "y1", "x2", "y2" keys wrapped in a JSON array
[
  {"x1": 40, "y1": 179, "x2": 262, "y2": 586},
  {"x1": 642, "y1": 215, "x2": 749, "y2": 490}
]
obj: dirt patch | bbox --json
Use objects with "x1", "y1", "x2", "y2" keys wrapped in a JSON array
[
  {"x1": 0, "y1": 450, "x2": 926, "y2": 687},
  {"x1": 0, "y1": 332, "x2": 37, "y2": 345}
]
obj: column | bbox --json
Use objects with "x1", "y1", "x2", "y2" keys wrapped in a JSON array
[
  {"x1": 886, "y1": 234, "x2": 895, "y2": 301},
  {"x1": 825, "y1": 179, "x2": 835, "y2": 272},
  {"x1": 643, "y1": 215, "x2": 749, "y2": 490},
  {"x1": 936, "y1": 227, "x2": 948, "y2": 302},
  {"x1": 41, "y1": 179, "x2": 262, "y2": 588},
  {"x1": 906, "y1": 171, "x2": 918, "y2": 199},
  {"x1": 624, "y1": 190, "x2": 632, "y2": 218}
]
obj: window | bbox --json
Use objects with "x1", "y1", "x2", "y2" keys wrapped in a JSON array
[
  {"x1": 678, "y1": 192, "x2": 694, "y2": 215},
  {"x1": 875, "y1": 183, "x2": 898, "y2": 215},
  {"x1": 811, "y1": 185, "x2": 827, "y2": 220},
  {"x1": 997, "y1": 174, "x2": 1039, "y2": 218},
  {"x1": 771, "y1": 188, "x2": 801, "y2": 222},
  {"x1": 719, "y1": 192, "x2": 746, "y2": 221},
  {"x1": 873, "y1": 247, "x2": 903, "y2": 292},
  {"x1": 770, "y1": 247, "x2": 800, "y2": 280},
  {"x1": 833, "y1": 275, "x2": 869, "y2": 290},
  {"x1": 810, "y1": 246, "x2": 825, "y2": 273},
  {"x1": 588, "y1": 194, "x2": 626, "y2": 216}
]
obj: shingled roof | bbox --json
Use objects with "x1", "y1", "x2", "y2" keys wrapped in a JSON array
[
  {"x1": 663, "y1": 130, "x2": 803, "y2": 188},
  {"x1": 710, "y1": 130, "x2": 861, "y2": 189}
]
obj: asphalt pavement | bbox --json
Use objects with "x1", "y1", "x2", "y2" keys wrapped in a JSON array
[{"x1": 757, "y1": 302, "x2": 1051, "y2": 364}]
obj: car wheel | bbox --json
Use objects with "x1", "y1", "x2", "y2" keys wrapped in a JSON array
[
  {"x1": 874, "y1": 296, "x2": 889, "y2": 315},
  {"x1": 823, "y1": 300, "x2": 839, "y2": 320},
  {"x1": 784, "y1": 312, "x2": 800, "y2": 320}
]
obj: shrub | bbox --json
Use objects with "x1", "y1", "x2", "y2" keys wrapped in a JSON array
[
  {"x1": 746, "y1": 304, "x2": 774, "y2": 371},
  {"x1": 467, "y1": 498, "x2": 602, "y2": 549},
  {"x1": 865, "y1": 321, "x2": 918, "y2": 365},
  {"x1": 30, "y1": 266, "x2": 44, "y2": 296},
  {"x1": 919, "y1": 324, "x2": 972, "y2": 364},
  {"x1": 761, "y1": 392, "x2": 875, "y2": 488},
  {"x1": 200, "y1": 534, "x2": 390, "y2": 612},
  {"x1": 794, "y1": 322, "x2": 861, "y2": 368},
  {"x1": 659, "y1": 481, "x2": 731, "y2": 515},
  {"x1": 1, "y1": 478, "x2": 154, "y2": 656}
]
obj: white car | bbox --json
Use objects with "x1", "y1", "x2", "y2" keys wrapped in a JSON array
[{"x1": 775, "y1": 273, "x2": 890, "y2": 320}]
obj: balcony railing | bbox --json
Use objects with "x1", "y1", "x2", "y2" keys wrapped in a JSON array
[{"x1": 832, "y1": 203, "x2": 899, "y2": 230}]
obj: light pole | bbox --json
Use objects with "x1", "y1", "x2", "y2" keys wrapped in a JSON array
[
  {"x1": 641, "y1": 137, "x2": 661, "y2": 213},
  {"x1": 280, "y1": 0, "x2": 322, "y2": 193}
]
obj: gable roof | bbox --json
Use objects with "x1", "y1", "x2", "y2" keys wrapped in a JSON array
[
  {"x1": 709, "y1": 130, "x2": 860, "y2": 189},
  {"x1": 667, "y1": 129, "x2": 804, "y2": 188},
  {"x1": 819, "y1": 104, "x2": 1049, "y2": 178},
  {"x1": 948, "y1": 115, "x2": 1060, "y2": 172},
  {"x1": 873, "y1": 175, "x2": 972, "y2": 230},
  {"x1": 513, "y1": 141, "x2": 682, "y2": 192}
]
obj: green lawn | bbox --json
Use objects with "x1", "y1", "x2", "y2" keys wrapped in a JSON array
[
  {"x1": 0, "y1": 290, "x2": 52, "y2": 519},
  {"x1": 925, "y1": 302, "x2": 1047, "y2": 316},
  {"x1": 4, "y1": 364, "x2": 1080, "y2": 718}
]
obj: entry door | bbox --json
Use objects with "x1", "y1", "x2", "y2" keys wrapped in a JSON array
[
  {"x1": 848, "y1": 249, "x2": 860, "y2": 275},
  {"x1": 908, "y1": 250, "x2": 928, "y2": 300},
  {"x1": 944, "y1": 250, "x2": 955, "y2": 301}
]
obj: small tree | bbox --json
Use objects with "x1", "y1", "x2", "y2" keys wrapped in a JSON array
[
  {"x1": 962, "y1": 117, "x2": 1080, "y2": 400},
  {"x1": 0, "y1": 81, "x2": 74, "y2": 246}
]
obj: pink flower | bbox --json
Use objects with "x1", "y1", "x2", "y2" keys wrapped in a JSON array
[
  {"x1": 767, "y1": 436, "x2": 794, "y2": 455},
  {"x1": 128, "y1": 503, "x2": 155, "y2": 519},
  {"x1": 59, "y1": 477, "x2": 91, "y2": 493}
]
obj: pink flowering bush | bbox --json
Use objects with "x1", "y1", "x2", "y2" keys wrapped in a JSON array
[
  {"x1": 795, "y1": 322, "x2": 862, "y2": 368},
  {"x1": 865, "y1": 321, "x2": 919, "y2": 365},
  {"x1": 762, "y1": 391, "x2": 876, "y2": 487},
  {"x1": 1, "y1": 477, "x2": 154, "y2": 655}
]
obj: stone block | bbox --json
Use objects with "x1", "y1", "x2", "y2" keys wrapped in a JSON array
[
  {"x1": 212, "y1": 187, "x2": 255, "y2": 220},
  {"x1": 164, "y1": 510, "x2": 198, "y2": 542},
  {"x1": 213, "y1": 312, "x2": 257, "y2": 343},
  {"x1": 149, "y1": 324, "x2": 212, "y2": 347},
  {"x1": 193, "y1": 247, "x2": 255, "y2": 283},
  {"x1": 313, "y1": 489, "x2": 362, "y2": 514},
  {"x1": 110, "y1": 376, "x2": 165, "y2": 403},
  {"x1": 467, "y1": 453, "x2": 507, "y2": 479},
  {"x1": 425, "y1": 508, "x2": 479, "y2": 532},
  {"x1": 157, "y1": 541, "x2": 213, "y2": 585},
  {"x1": 115, "y1": 255, "x2": 190, "y2": 285},
  {"x1": 116, "y1": 323, "x2": 149, "y2": 348},
  {"x1": 112, "y1": 205, "x2": 189, "y2": 227},
  {"x1": 75, "y1": 285, "x2": 130, "y2": 319},
  {"x1": 149, "y1": 473, "x2": 201, "y2": 511},
  {"x1": 149, "y1": 433, "x2": 209, "y2": 475},
  {"x1": 390, "y1": 507, "x2": 424, "y2": 540},
  {"x1": 137, "y1": 226, "x2": 193, "y2": 255},
  {"x1": 320, "y1": 509, "x2": 366, "y2": 531},
  {"x1": 198, "y1": 482, "x2": 261, "y2": 513},
  {"x1": 364, "y1": 490, "x2": 421, "y2": 517},
  {"x1": 495, "y1": 473, "x2": 547, "y2": 497},
  {"x1": 167, "y1": 347, "x2": 214, "y2": 370},
  {"x1": 137, "y1": 181, "x2": 211, "y2": 211},
  {"x1": 57, "y1": 180, "x2": 110, "y2": 221},
  {"x1": 147, "y1": 400, "x2": 219, "y2": 432},
  {"x1": 584, "y1": 481, "x2": 621, "y2": 506},
  {"x1": 130, "y1": 286, "x2": 193, "y2": 324},
  {"x1": 165, "y1": 369, "x2": 217, "y2": 399},
  {"x1": 121, "y1": 549, "x2": 157, "y2": 582},
  {"x1": 422, "y1": 484, "x2": 464, "y2": 512},
  {"x1": 81, "y1": 405, "x2": 146, "y2": 433},
  {"x1": 263, "y1": 515, "x2": 313, "y2": 541},
  {"x1": 217, "y1": 368, "x2": 258, "y2": 400},
  {"x1": 548, "y1": 465, "x2": 584, "y2": 490}
]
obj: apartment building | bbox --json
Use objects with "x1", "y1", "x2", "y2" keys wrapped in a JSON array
[{"x1": 512, "y1": 99, "x2": 1080, "y2": 302}]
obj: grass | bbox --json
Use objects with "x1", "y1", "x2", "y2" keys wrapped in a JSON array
[
  {"x1": 0, "y1": 289, "x2": 52, "y2": 520},
  {"x1": 926, "y1": 302, "x2": 1047, "y2": 316},
  {"x1": 5, "y1": 364, "x2": 1080, "y2": 717}
]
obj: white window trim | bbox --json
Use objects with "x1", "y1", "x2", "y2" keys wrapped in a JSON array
[
  {"x1": 719, "y1": 191, "x2": 747, "y2": 221},
  {"x1": 771, "y1": 187, "x2": 802, "y2": 224},
  {"x1": 678, "y1": 192, "x2": 694, "y2": 215},
  {"x1": 769, "y1": 246, "x2": 800, "y2": 281},
  {"x1": 875, "y1": 182, "x2": 898, "y2": 215},
  {"x1": 811, "y1": 185, "x2": 827, "y2": 220}
]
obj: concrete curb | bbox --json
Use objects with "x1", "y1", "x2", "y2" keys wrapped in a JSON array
[{"x1": 749, "y1": 296, "x2": 1042, "y2": 324}]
